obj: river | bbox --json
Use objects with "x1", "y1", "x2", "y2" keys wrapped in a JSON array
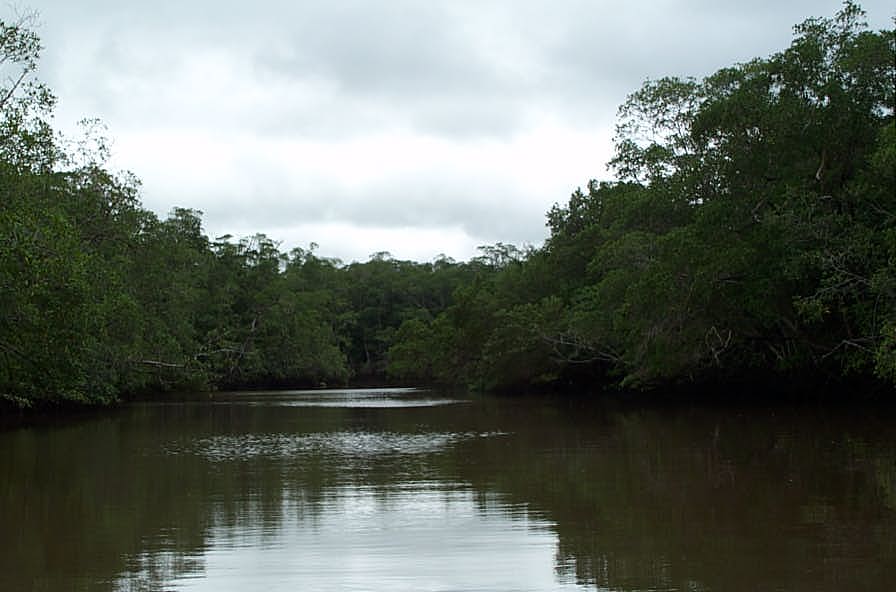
[{"x1": 1, "y1": 388, "x2": 894, "y2": 591}]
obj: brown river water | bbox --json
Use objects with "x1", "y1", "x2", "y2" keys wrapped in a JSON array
[{"x1": 1, "y1": 388, "x2": 894, "y2": 591}]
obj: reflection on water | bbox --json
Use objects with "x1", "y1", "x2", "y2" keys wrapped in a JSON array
[
  {"x1": 194, "y1": 387, "x2": 463, "y2": 408},
  {"x1": 1, "y1": 388, "x2": 895, "y2": 591},
  {"x1": 172, "y1": 430, "x2": 507, "y2": 462},
  {"x1": 120, "y1": 485, "x2": 578, "y2": 592}
]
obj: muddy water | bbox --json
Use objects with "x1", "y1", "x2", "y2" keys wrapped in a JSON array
[{"x1": 1, "y1": 388, "x2": 894, "y2": 591}]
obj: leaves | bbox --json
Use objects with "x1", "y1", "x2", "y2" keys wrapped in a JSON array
[
  {"x1": 388, "y1": 2, "x2": 896, "y2": 393},
  {"x1": 2, "y1": 3, "x2": 894, "y2": 407}
]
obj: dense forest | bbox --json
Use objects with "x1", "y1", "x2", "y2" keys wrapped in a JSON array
[{"x1": 1, "y1": 2, "x2": 894, "y2": 408}]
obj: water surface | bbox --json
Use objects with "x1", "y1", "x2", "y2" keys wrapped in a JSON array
[{"x1": 1, "y1": 389, "x2": 894, "y2": 590}]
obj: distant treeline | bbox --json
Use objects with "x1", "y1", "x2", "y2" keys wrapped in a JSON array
[{"x1": 1, "y1": 2, "x2": 894, "y2": 408}]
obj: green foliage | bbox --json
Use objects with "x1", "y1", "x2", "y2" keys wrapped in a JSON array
[
  {"x1": 0, "y1": 15, "x2": 56, "y2": 171},
  {"x1": 1, "y1": 15, "x2": 357, "y2": 405},
  {"x1": 390, "y1": 2, "x2": 895, "y2": 393},
  {"x1": 2, "y1": 3, "x2": 893, "y2": 407}
]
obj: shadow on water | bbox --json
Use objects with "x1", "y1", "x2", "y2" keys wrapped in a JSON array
[{"x1": 1, "y1": 388, "x2": 894, "y2": 591}]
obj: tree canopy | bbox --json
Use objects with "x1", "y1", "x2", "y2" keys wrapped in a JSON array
[
  {"x1": 1, "y1": 3, "x2": 893, "y2": 408},
  {"x1": 388, "y1": 1, "x2": 895, "y2": 393}
]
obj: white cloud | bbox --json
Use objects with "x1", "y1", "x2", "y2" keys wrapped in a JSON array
[
  {"x1": 108, "y1": 119, "x2": 614, "y2": 262},
  {"x1": 19, "y1": 0, "x2": 896, "y2": 262}
]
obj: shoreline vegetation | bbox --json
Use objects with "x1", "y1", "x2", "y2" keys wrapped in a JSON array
[{"x1": 1, "y1": 2, "x2": 894, "y2": 411}]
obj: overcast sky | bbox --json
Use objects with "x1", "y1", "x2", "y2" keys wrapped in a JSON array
[{"x1": 14, "y1": 1, "x2": 895, "y2": 263}]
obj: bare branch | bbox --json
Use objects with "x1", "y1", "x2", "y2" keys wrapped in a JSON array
[{"x1": 0, "y1": 67, "x2": 27, "y2": 110}]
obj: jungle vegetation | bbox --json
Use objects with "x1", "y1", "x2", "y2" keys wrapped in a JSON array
[{"x1": 1, "y1": 2, "x2": 894, "y2": 408}]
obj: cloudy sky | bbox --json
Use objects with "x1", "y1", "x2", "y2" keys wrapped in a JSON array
[{"x1": 15, "y1": 0, "x2": 895, "y2": 263}]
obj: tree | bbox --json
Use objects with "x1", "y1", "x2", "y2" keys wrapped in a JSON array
[
  {"x1": 391, "y1": 3, "x2": 895, "y2": 393},
  {"x1": 0, "y1": 14, "x2": 56, "y2": 171}
]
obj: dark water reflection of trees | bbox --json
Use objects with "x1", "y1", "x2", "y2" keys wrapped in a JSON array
[{"x1": 1, "y1": 393, "x2": 894, "y2": 591}]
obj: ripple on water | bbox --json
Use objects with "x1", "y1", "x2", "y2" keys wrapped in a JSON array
[
  {"x1": 214, "y1": 388, "x2": 463, "y2": 409},
  {"x1": 165, "y1": 431, "x2": 509, "y2": 463}
]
